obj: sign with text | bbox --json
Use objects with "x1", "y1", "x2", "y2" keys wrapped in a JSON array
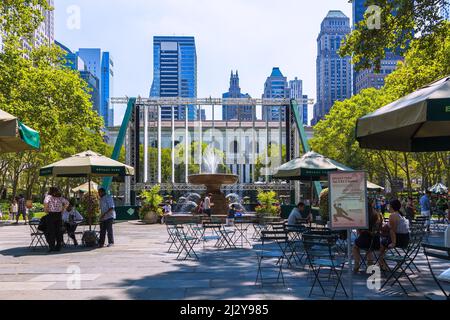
[{"x1": 329, "y1": 171, "x2": 368, "y2": 230}]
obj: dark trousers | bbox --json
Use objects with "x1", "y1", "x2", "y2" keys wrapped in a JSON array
[
  {"x1": 64, "y1": 223, "x2": 78, "y2": 245},
  {"x1": 99, "y1": 219, "x2": 114, "y2": 246},
  {"x1": 46, "y1": 212, "x2": 63, "y2": 251}
]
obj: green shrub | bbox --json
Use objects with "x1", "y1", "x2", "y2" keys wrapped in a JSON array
[
  {"x1": 319, "y1": 188, "x2": 329, "y2": 222},
  {"x1": 255, "y1": 189, "x2": 280, "y2": 217},
  {"x1": 140, "y1": 185, "x2": 163, "y2": 219},
  {"x1": 79, "y1": 190, "x2": 100, "y2": 225}
]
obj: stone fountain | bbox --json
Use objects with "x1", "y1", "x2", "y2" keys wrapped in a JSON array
[{"x1": 188, "y1": 146, "x2": 238, "y2": 216}]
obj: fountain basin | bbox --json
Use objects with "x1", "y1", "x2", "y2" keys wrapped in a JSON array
[
  {"x1": 188, "y1": 174, "x2": 239, "y2": 187},
  {"x1": 188, "y1": 174, "x2": 239, "y2": 216}
]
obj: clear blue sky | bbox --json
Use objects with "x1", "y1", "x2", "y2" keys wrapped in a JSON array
[{"x1": 54, "y1": 0, "x2": 352, "y2": 125}]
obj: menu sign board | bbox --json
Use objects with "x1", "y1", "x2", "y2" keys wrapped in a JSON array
[{"x1": 329, "y1": 171, "x2": 368, "y2": 230}]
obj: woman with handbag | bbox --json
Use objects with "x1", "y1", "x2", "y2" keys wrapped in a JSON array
[{"x1": 43, "y1": 187, "x2": 69, "y2": 252}]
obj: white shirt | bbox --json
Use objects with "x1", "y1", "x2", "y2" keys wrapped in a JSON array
[
  {"x1": 62, "y1": 209, "x2": 83, "y2": 223},
  {"x1": 99, "y1": 195, "x2": 116, "y2": 221},
  {"x1": 203, "y1": 197, "x2": 211, "y2": 210}
]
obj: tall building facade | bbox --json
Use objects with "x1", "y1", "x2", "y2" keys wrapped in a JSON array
[
  {"x1": 102, "y1": 52, "x2": 114, "y2": 128},
  {"x1": 150, "y1": 36, "x2": 197, "y2": 120},
  {"x1": 352, "y1": 0, "x2": 403, "y2": 94},
  {"x1": 312, "y1": 11, "x2": 352, "y2": 125},
  {"x1": 77, "y1": 48, "x2": 114, "y2": 127},
  {"x1": 222, "y1": 71, "x2": 253, "y2": 121},
  {"x1": 262, "y1": 67, "x2": 290, "y2": 121},
  {"x1": 55, "y1": 41, "x2": 100, "y2": 116},
  {"x1": 289, "y1": 77, "x2": 308, "y2": 125}
]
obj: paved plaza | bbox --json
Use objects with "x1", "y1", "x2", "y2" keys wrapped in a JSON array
[{"x1": 0, "y1": 221, "x2": 447, "y2": 300}]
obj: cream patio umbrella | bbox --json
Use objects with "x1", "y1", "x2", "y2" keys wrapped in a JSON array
[
  {"x1": 40, "y1": 151, "x2": 134, "y2": 229},
  {"x1": 72, "y1": 181, "x2": 99, "y2": 193}
]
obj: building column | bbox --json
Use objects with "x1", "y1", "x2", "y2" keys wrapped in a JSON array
[
  {"x1": 143, "y1": 105, "x2": 149, "y2": 183},
  {"x1": 171, "y1": 105, "x2": 175, "y2": 184},
  {"x1": 157, "y1": 105, "x2": 162, "y2": 184}
]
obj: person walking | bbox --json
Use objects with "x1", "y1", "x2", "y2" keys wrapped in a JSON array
[
  {"x1": 203, "y1": 193, "x2": 213, "y2": 217},
  {"x1": 10, "y1": 198, "x2": 18, "y2": 221},
  {"x1": 420, "y1": 191, "x2": 432, "y2": 232},
  {"x1": 98, "y1": 188, "x2": 116, "y2": 248},
  {"x1": 16, "y1": 194, "x2": 28, "y2": 225},
  {"x1": 43, "y1": 187, "x2": 69, "y2": 252}
]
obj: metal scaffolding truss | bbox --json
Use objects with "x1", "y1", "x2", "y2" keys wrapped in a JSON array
[
  {"x1": 111, "y1": 97, "x2": 313, "y2": 106},
  {"x1": 107, "y1": 97, "x2": 318, "y2": 205}
]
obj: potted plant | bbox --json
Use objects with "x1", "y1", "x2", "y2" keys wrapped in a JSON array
[
  {"x1": 140, "y1": 185, "x2": 164, "y2": 224},
  {"x1": 256, "y1": 189, "x2": 280, "y2": 222},
  {"x1": 79, "y1": 190, "x2": 100, "y2": 246}
]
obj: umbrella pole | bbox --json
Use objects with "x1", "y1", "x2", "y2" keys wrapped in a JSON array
[{"x1": 88, "y1": 176, "x2": 92, "y2": 232}]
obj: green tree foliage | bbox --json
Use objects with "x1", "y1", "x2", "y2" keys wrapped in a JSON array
[
  {"x1": 340, "y1": 0, "x2": 450, "y2": 71},
  {"x1": 311, "y1": 22, "x2": 450, "y2": 193},
  {"x1": 0, "y1": 2, "x2": 108, "y2": 199}
]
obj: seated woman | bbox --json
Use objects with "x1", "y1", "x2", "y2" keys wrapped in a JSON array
[
  {"x1": 352, "y1": 200, "x2": 383, "y2": 273},
  {"x1": 62, "y1": 200, "x2": 83, "y2": 246},
  {"x1": 378, "y1": 199, "x2": 410, "y2": 271}
]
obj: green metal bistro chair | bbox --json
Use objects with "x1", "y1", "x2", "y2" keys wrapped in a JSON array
[
  {"x1": 254, "y1": 230, "x2": 289, "y2": 287},
  {"x1": 302, "y1": 233, "x2": 348, "y2": 299},
  {"x1": 380, "y1": 231, "x2": 424, "y2": 295},
  {"x1": 422, "y1": 243, "x2": 450, "y2": 300}
]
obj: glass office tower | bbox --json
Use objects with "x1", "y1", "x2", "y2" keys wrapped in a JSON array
[{"x1": 150, "y1": 36, "x2": 197, "y2": 120}]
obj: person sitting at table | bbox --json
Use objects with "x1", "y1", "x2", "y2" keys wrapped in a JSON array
[
  {"x1": 378, "y1": 199, "x2": 410, "y2": 272},
  {"x1": 62, "y1": 200, "x2": 83, "y2": 246},
  {"x1": 287, "y1": 202, "x2": 312, "y2": 227},
  {"x1": 352, "y1": 200, "x2": 383, "y2": 273}
]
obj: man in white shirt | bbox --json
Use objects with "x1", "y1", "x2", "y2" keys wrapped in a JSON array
[
  {"x1": 287, "y1": 202, "x2": 312, "y2": 226},
  {"x1": 62, "y1": 200, "x2": 83, "y2": 246},
  {"x1": 203, "y1": 193, "x2": 213, "y2": 217},
  {"x1": 98, "y1": 188, "x2": 116, "y2": 248}
]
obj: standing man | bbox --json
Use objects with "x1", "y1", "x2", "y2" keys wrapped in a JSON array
[
  {"x1": 203, "y1": 193, "x2": 213, "y2": 217},
  {"x1": 16, "y1": 194, "x2": 28, "y2": 225},
  {"x1": 98, "y1": 188, "x2": 116, "y2": 247},
  {"x1": 420, "y1": 190, "x2": 432, "y2": 232}
]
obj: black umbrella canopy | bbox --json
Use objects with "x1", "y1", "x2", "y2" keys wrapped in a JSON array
[{"x1": 356, "y1": 76, "x2": 450, "y2": 152}]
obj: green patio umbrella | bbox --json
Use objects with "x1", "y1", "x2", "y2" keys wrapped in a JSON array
[
  {"x1": 273, "y1": 151, "x2": 353, "y2": 180},
  {"x1": 273, "y1": 151, "x2": 354, "y2": 205},
  {"x1": 356, "y1": 76, "x2": 450, "y2": 152},
  {"x1": 0, "y1": 109, "x2": 40, "y2": 153}
]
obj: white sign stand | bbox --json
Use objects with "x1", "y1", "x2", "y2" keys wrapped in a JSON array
[{"x1": 328, "y1": 171, "x2": 368, "y2": 301}]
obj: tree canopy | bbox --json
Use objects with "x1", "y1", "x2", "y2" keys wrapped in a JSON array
[{"x1": 340, "y1": 0, "x2": 450, "y2": 72}]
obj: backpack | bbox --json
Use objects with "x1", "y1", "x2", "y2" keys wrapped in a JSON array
[{"x1": 37, "y1": 215, "x2": 49, "y2": 233}]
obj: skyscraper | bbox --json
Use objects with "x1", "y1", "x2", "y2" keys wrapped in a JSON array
[
  {"x1": 262, "y1": 67, "x2": 290, "y2": 121},
  {"x1": 351, "y1": 0, "x2": 403, "y2": 94},
  {"x1": 150, "y1": 36, "x2": 197, "y2": 120},
  {"x1": 289, "y1": 77, "x2": 308, "y2": 125},
  {"x1": 102, "y1": 52, "x2": 114, "y2": 128},
  {"x1": 56, "y1": 41, "x2": 100, "y2": 116},
  {"x1": 222, "y1": 71, "x2": 253, "y2": 121},
  {"x1": 312, "y1": 11, "x2": 352, "y2": 125},
  {"x1": 77, "y1": 48, "x2": 114, "y2": 127}
]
